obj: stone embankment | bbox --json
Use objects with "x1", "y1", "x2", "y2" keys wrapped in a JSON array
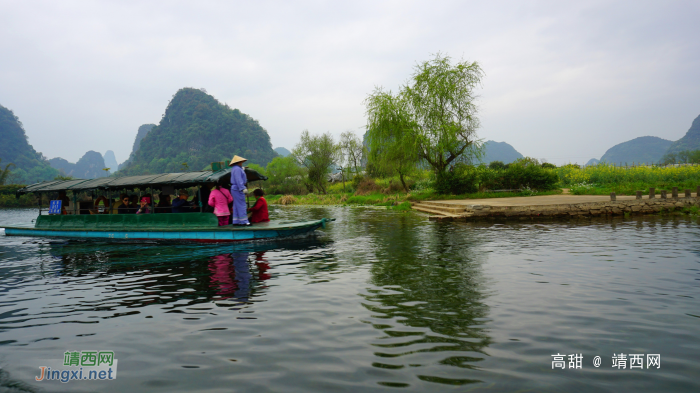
[{"x1": 412, "y1": 187, "x2": 700, "y2": 222}]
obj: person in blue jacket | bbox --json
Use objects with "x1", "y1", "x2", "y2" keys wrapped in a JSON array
[
  {"x1": 229, "y1": 155, "x2": 250, "y2": 226},
  {"x1": 172, "y1": 190, "x2": 194, "y2": 213}
]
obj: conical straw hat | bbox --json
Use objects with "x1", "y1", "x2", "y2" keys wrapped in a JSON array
[{"x1": 229, "y1": 155, "x2": 248, "y2": 166}]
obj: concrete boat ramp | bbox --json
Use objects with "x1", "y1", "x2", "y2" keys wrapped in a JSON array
[{"x1": 411, "y1": 191, "x2": 700, "y2": 221}]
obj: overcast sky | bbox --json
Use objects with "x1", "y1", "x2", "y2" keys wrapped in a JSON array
[{"x1": 1, "y1": 0, "x2": 699, "y2": 165}]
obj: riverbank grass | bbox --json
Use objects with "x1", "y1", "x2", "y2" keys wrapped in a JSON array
[{"x1": 266, "y1": 188, "x2": 563, "y2": 207}]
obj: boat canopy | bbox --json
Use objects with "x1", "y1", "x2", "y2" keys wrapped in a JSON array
[{"x1": 16, "y1": 168, "x2": 267, "y2": 194}]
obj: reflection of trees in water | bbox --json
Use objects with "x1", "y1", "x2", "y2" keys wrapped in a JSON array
[{"x1": 362, "y1": 219, "x2": 492, "y2": 386}]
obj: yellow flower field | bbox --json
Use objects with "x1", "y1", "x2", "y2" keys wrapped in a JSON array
[{"x1": 558, "y1": 164, "x2": 700, "y2": 187}]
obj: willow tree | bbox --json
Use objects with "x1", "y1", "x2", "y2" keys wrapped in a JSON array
[
  {"x1": 365, "y1": 53, "x2": 484, "y2": 177},
  {"x1": 364, "y1": 92, "x2": 416, "y2": 191}
]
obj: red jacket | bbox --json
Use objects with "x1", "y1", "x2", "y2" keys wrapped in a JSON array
[{"x1": 249, "y1": 197, "x2": 269, "y2": 223}]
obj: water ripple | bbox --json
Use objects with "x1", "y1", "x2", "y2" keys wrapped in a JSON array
[{"x1": 0, "y1": 208, "x2": 699, "y2": 391}]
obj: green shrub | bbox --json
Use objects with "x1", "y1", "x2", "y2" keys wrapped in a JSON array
[
  {"x1": 0, "y1": 185, "x2": 36, "y2": 207},
  {"x1": 0, "y1": 184, "x2": 25, "y2": 195},
  {"x1": 351, "y1": 175, "x2": 364, "y2": 190},
  {"x1": 268, "y1": 179, "x2": 307, "y2": 195},
  {"x1": 501, "y1": 160, "x2": 558, "y2": 190},
  {"x1": 327, "y1": 182, "x2": 353, "y2": 193},
  {"x1": 489, "y1": 161, "x2": 506, "y2": 170},
  {"x1": 0, "y1": 194, "x2": 36, "y2": 207},
  {"x1": 434, "y1": 164, "x2": 478, "y2": 194}
]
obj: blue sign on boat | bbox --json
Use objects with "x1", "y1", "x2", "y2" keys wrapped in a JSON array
[{"x1": 48, "y1": 200, "x2": 62, "y2": 215}]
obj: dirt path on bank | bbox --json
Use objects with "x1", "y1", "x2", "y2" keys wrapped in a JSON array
[{"x1": 429, "y1": 193, "x2": 699, "y2": 207}]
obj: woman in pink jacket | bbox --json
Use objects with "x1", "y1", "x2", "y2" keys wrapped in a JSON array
[{"x1": 208, "y1": 179, "x2": 234, "y2": 226}]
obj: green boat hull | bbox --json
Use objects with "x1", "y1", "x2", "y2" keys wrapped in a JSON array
[{"x1": 3, "y1": 214, "x2": 334, "y2": 243}]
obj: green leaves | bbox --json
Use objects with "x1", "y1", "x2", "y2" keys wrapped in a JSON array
[
  {"x1": 365, "y1": 53, "x2": 484, "y2": 180},
  {"x1": 339, "y1": 131, "x2": 365, "y2": 176},
  {"x1": 0, "y1": 158, "x2": 16, "y2": 186},
  {"x1": 292, "y1": 130, "x2": 340, "y2": 194}
]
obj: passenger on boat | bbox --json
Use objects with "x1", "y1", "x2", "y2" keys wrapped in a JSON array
[
  {"x1": 209, "y1": 179, "x2": 233, "y2": 226},
  {"x1": 118, "y1": 194, "x2": 135, "y2": 214},
  {"x1": 110, "y1": 196, "x2": 122, "y2": 214},
  {"x1": 136, "y1": 196, "x2": 152, "y2": 214},
  {"x1": 190, "y1": 194, "x2": 202, "y2": 212},
  {"x1": 128, "y1": 195, "x2": 139, "y2": 211},
  {"x1": 172, "y1": 190, "x2": 194, "y2": 213},
  {"x1": 248, "y1": 188, "x2": 269, "y2": 223},
  {"x1": 155, "y1": 193, "x2": 172, "y2": 213},
  {"x1": 58, "y1": 191, "x2": 70, "y2": 215},
  {"x1": 80, "y1": 200, "x2": 96, "y2": 215},
  {"x1": 200, "y1": 185, "x2": 213, "y2": 213},
  {"x1": 94, "y1": 195, "x2": 110, "y2": 214},
  {"x1": 229, "y1": 155, "x2": 250, "y2": 226},
  {"x1": 110, "y1": 195, "x2": 125, "y2": 214}
]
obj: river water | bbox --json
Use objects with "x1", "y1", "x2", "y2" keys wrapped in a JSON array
[{"x1": 0, "y1": 206, "x2": 698, "y2": 392}]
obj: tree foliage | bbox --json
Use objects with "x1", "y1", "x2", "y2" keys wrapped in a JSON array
[
  {"x1": 477, "y1": 158, "x2": 558, "y2": 191},
  {"x1": 119, "y1": 88, "x2": 277, "y2": 176},
  {"x1": 365, "y1": 53, "x2": 484, "y2": 179},
  {"x1": 364, "y1": 91, "x2": 416, "y2": 191},
  {"x1": 339, "y1": 131, "x2": 365, "y2": 175},
  {"x1": 265, "y1": 155, "x2": 307, "y2": 194},
  {"x1": 292, "y1": 130, "x2": 340, "y2": 194},
  {"x1": 0, "y1": 158, "x2": 15, "y2": 186},
  {"x1": 660, "y1": 149, "x2": 700, "y2": 165}
]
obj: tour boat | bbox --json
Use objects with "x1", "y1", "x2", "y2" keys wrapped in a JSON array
[{"x1": 3, "y1": 167, "x2": 334, "y2": 243}]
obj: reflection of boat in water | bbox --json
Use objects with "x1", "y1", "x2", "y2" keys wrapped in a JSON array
[
  {"x1": 4, "y1": 167, "x2": 334, "y2": 242},
  {"x1": 209, "y1": 252, "x2": 271, "y2": 301},
  {"x1": 42, "y1": 237, "x2": 330, "y2": 308}
]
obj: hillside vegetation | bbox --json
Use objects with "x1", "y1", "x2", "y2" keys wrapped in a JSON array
[
  {"x1": 119, "y1": 88, "x2": 277, "y2": 175},
  {"x1": 665, "y1": 114, "x2": 700, "y2": 155},
  {"x1": 118, "y1": 124, "x2": 155, "y2": 169},
  {"x1": 600, "y1": 136, "x2": 673, "y2": 165},
  {"x1": 0, "y1": 104, "x2": 59, "y2": 184}
]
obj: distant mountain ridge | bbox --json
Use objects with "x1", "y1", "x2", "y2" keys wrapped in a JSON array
[
  {"x1": 118, "y1": 88, "x2": 276, "y2": 175},
  {"x1": 119, "y1": 124, "x2": 155, "y2": 170},
  {"x1": 665, "y1": 114, "x2": 700, "y2": 155},
  {"x1": 480, "y1": 140, "x2": 524, "y2": 164},
  {"x1": 103, "y1": 150, "x2": 118, "y2": 173},
  {"x1": 600, "y1": 136, "x2": 673, "y2": 165},
  {"x1": 49, "y1": 151, "x2": 109, "y2": 179},
  {"x1": 274, "y1": 147, "x2": 291, "y2": 157},
  {"x1": 0, "y1": 103, "x2": 59, "y2": 184}
]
